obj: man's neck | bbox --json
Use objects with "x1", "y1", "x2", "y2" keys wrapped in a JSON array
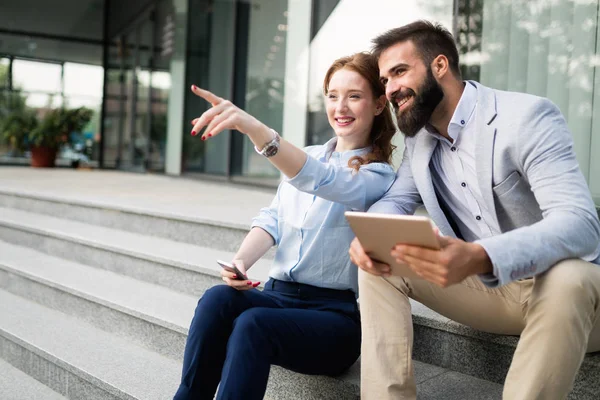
[{"x1": 429, "y1": 81, "x2": 465, "y2": 142}]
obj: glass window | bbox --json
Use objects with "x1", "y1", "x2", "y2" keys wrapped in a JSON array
[
  {"x1": 239, "y1": 0, "x2": 289, "y2": 178},
  {"x1": 64, "y1": 63, "x2": 103, "y2": 98},
  {"x1": 457, "y1": 0, "x2": 600, "y2": 204},
  {"x1": 12, "y1": 60, "x2": 62, "y2": 94},
  {"x1": 0, "y1": 58, "x2": 9, "y2": 88}
]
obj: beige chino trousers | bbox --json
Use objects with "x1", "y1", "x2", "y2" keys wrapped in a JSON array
[{"x1": 359, "y1": 259, "x2": 600, "y2": 400}]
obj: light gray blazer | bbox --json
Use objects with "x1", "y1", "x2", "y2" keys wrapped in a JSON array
[{"x1": 370, "y1": 81, "x2": 600, "y2": 287}]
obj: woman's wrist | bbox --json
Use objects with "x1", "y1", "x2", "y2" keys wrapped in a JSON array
[{"x1": 247, "y1": 120, "x2": 275, "y2": 150}]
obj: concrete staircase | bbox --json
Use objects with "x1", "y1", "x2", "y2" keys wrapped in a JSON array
[{"x1": 0, "y1": 170, "x2": 598, "y2": 399}]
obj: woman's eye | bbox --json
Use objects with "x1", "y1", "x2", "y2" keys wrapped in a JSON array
[
  {"x1": 328, "y1": 94, "x2": 337, "y2": 99},
  {"x1": 350, "y1": 95, "x2": 360, "y2": 99}
]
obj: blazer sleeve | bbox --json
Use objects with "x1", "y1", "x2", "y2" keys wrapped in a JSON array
[
  {"x1": 476, "y1": 98, "x2": 600, "y2": 287},
  {"x1": 368, "y1": 146, "x2": 423, "y2": 215}
]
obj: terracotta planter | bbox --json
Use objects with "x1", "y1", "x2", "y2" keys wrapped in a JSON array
[{"x1": 30, "y1": 146, "x2": 57, "y2": 168}]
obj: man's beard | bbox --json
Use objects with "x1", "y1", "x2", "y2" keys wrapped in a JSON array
[{"x1": 393, "y1": 68, "x2": 444, "y2": 137}]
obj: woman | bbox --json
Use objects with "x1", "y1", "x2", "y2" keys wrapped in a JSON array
[{"x1": 174, "y1": 52, "x2": 397, "y2": 400}]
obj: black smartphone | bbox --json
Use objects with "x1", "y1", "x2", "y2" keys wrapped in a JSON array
[{"x1": 216, "y1": 260, "x2": 248, "y2": 281}]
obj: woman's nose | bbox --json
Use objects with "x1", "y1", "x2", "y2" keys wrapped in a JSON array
[{"x1": 336, "y1": 99, "x2": 348, "y2": 112}]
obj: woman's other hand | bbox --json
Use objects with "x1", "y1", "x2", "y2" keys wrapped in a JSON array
[{"x1": 220, "y1": 259, "x2": 261, "y2": 290}]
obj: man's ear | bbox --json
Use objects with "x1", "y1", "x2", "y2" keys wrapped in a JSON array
[
  {"x1": 374, "y1": 95, "x2": 387, "y2": 115},
  {"x1": 431, "y1": 55, "x2": 450, "y2": 79}
]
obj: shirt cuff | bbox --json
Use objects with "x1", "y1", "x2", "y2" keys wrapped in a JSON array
[{"x1": 251, "y1": 220, "x2": 278, "y2": 245}]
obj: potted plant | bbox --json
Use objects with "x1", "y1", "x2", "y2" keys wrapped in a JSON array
[
  {"x1": 0, "y1": 109, "x2": 38, "y2": 156},
  {"x1": 28, "y1": 107, "x2": 93, "y2": 167}
]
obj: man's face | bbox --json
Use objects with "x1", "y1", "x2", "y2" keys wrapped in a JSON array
[{"x1": 378, "y1": 41, "x2": 444, "y2": 137}]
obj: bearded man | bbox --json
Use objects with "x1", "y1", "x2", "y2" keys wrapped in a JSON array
[{"x1": 350, "y1": 20, "x2": 600, "y2": 400}]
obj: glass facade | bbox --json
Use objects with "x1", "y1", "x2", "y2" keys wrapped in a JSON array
[
  {"x1": 456, "y1": 0, "x2": 600, "y2": 203},
  {"x1": 0, "y1": 0, "x2": 598, "y2": 204}
]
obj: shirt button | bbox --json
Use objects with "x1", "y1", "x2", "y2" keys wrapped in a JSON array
[
  {"x1": 461, "y1": 182, "x2": 466, "y2": 187},
  {"x1": 451, "y1": 147, "x2": 456, "y2": 152},
  {"x1": 460, "y1": 120, "x2": 465, "y2": 125},
  {"x1": 476, "y1": 216, "x2": 482, "y2": 221}
]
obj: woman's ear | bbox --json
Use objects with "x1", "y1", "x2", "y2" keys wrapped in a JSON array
[{"x1": 374, "y1": 95, "x2": 387, "y2": 115}]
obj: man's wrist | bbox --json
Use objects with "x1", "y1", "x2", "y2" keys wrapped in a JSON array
[{"x1": 471, "y1": 243, "x2": 493, "y2": 275}]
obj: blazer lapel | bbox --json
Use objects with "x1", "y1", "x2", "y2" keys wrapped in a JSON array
[
  {"x1": 472, "y1": 81, "x2": 500, "y2": 229},
  {"x1": 412, "y1": 132, "x2": 457, "y2": 237}
]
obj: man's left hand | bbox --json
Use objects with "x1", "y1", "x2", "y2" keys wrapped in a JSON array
[{"x1": 390, "y1": 235, "x2": 493, "y2": 288}]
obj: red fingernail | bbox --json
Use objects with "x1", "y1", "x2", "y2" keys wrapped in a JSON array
[
  {"x1": 253, "y1": 282, "x2": 260, "y2": 287},
  {"x1": 201, "y1": 136, "x2": 206, "y2": 141},
  {"x1": 208, "y1": 133, "x2": 212, "y2": 137},
  {"x1": 192, "y1": 85, "x2": 197, "y2": 90},
  {"x1": 233, "y1": 275, "x2": 237, "y2": 279},
  {"x1": 247, "y1": 282, "x2": 252, "y2": 285},
  {"x1": 191, "y1": 130, "x2": 196, "y2": 136}
]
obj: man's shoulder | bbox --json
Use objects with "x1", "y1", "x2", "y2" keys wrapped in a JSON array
[{"x1": 472, "y1": 81, "x2": 557, "y2": 117}]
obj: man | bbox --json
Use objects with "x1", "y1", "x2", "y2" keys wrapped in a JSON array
[{"x1": 349, "y1": 20, "x2": 600, "y2": 400}]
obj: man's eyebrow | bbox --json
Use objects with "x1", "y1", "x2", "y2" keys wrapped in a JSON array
[{"x1": 381, "y1": 63, "x2": 409, "y2": 77}]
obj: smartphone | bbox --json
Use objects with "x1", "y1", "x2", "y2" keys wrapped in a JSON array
[{"x1": 216, "y1": 260, "x2": 248, "y2": 281}]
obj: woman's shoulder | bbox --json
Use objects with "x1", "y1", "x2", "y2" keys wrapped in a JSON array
[{"x1": 359, "y1": 161, "x2": 396, "y2": 175}]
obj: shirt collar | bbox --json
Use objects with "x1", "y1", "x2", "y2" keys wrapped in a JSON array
[{"x1": 447, "y1": 81, "x2": 477, "y2": 142}]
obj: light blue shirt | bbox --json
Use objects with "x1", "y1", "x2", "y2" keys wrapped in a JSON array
[{"x1": 251, "y1": 138, "x2": 396, "y2": 294}]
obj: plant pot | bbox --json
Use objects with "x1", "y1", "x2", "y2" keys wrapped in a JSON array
[{"x1": 30, "y1": 146, "x2": 57, "y2": 168}]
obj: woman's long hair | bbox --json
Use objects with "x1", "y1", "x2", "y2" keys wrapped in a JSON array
[{"x1": 323, "y1": 52, "x2": 397, "y2": 170}]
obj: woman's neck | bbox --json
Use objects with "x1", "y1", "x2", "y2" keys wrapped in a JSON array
[{"x1": 334, "y1": 135, "x2": 370, "y2": 152}]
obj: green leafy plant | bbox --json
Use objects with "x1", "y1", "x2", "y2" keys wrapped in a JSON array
[
  {"x1": 29, "y1": 107, "x2": 93, "y2": 150},
  {"x1": 0, "y1": 108, "x2": 38, "y2": 153}
]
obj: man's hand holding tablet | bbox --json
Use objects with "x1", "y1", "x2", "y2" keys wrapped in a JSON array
[{"x1": 346, "y1": 211, "x2": 493, "y2": 288}]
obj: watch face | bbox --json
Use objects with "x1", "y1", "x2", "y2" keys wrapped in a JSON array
[{"x1": 264, "y1": 144, "x2": 279, "y2": 157}]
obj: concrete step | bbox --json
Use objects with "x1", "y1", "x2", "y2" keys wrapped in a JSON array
[
  {"x1": 0, "y1": 186, "x2": 259, "y2": 253},
  {"x1": 0, "y1": 207, "x2": 271, "y2": 297},
  {"x1": 0, "y1": 289, "x2": 504, "y2": 400},
  {"x1": 0, "y1": 240, "x2": 197, "y2": 359},
  {"x1": 1, "y1": 209, "x2": 598, "y2": 397},
  {"x1": 0, "y1": 289, "x2": 182, "y2": 400},
  {"x1": 0, "y1": 289, "x2": 359, "y2": 399},
  {"x1": 0, "y1": 358, "x2": 67, "y2": 400}
]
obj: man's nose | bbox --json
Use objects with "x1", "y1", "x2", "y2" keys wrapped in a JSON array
[{"x1": 386, "y1": 82, "x2": 399, "y2": 101}]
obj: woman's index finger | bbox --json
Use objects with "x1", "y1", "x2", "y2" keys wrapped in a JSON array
[{"x1": 191, "y1": 85, "x2": 222, "y2": 106}]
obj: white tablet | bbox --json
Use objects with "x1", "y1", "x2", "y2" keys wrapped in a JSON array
[{"x1": 345, "y1": 211, "x2": 440, "y2": 278}]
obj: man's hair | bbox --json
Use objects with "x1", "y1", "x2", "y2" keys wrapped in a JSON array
[{"x1": 372, "y1": 20, "x2": 461, "y2": 77}]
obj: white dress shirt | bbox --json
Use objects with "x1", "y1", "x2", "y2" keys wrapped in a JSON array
[{"x1": 427, "y1": 82, "x2": 501, "y2": 242}]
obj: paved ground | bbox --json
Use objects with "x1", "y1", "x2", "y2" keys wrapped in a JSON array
[{"x1": 0, "y1": 167, "x2": 275, "y2": 228}]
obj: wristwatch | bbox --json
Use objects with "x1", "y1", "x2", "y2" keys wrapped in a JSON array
[{"x1": 254, "y1": 129, "x2": 281, "y2": 158}]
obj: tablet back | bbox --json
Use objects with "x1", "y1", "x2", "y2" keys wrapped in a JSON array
[{"x1": 345, "y1": 211, "x2": 440, "y2": 278}]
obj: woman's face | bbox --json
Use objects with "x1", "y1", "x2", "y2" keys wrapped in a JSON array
[{"x1": 325, "y1": 68, "x2": 382, "y2": 143}]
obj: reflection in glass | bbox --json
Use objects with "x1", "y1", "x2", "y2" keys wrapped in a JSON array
[
  {"x1": 457, "y1": 0, "x2": 599, "y2": 182},
  {"x1": 241, "y1": 0, "x2": 289, "y2": 178}
]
